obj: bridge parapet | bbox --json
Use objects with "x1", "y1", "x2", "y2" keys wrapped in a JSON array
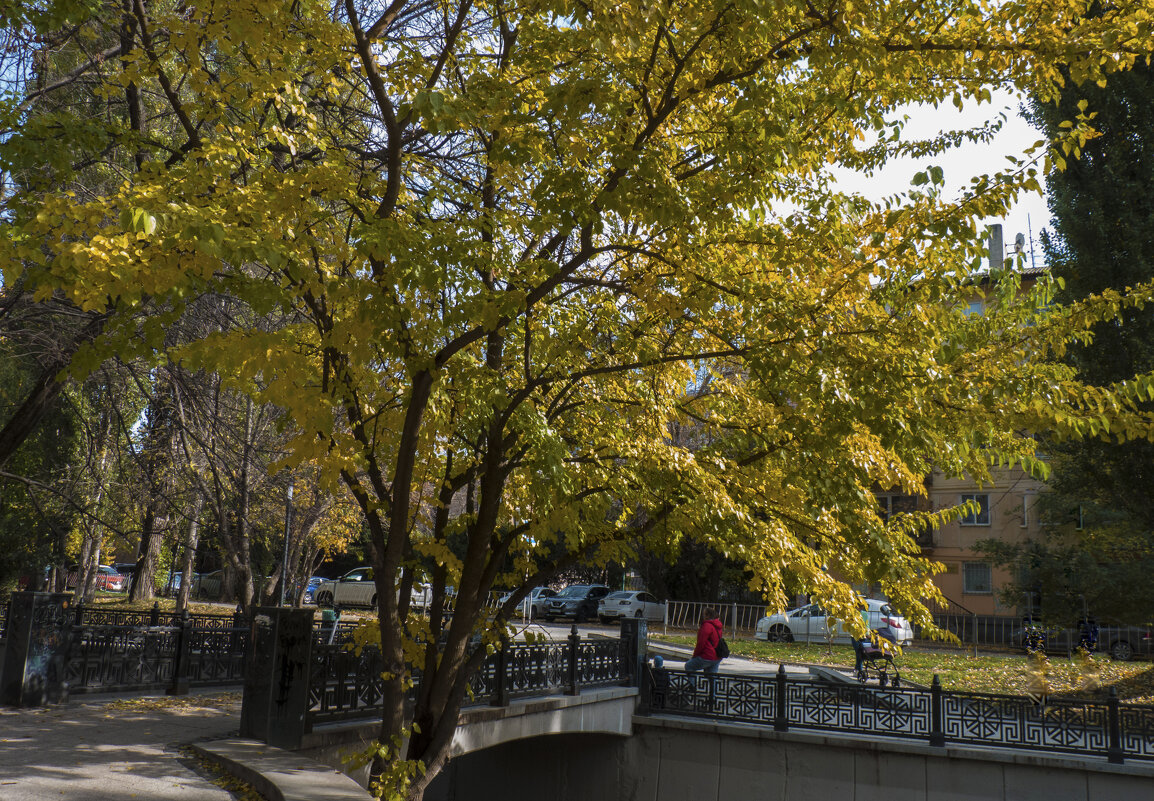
[{"x1": 643, "y1": 664, "x2": 1154, "y2": 766}]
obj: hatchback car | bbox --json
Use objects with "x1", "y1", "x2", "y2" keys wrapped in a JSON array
[
  {"x1": 542, "y1": 584, "x2": 611, "y2": 622},
  {"x1": 597, "y1": 591, "x2": 666, "y2": 624},
  {"x1": 755, "y1": 598, "x2": 913, "y2": 646}
]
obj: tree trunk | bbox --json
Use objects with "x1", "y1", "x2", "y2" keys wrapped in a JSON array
[{"x1": 176, "y1": 492, "x2": 204, "y2": 612}]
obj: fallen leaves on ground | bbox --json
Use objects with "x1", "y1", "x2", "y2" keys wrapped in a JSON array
[{"x1": 104, "y1": 692, "x2": 242, "y2": 714}]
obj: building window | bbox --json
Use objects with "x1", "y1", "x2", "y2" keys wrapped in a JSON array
[
  {"x1": 878, "y1": 494, "x2": 918, "y2": 521},
  {"x1": 964, "y1": 299, "x2": 985, "y2": 316},
  {"x1": 963, "y1": 562, "x2": 993, "y2": 594},
  {"x1": 959, "y1": 493, "x2": 990, "y2": 526}
]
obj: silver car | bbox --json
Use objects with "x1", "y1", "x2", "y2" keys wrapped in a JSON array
[
  {"x1": 755, "y1": 598, "x2": 914, "y2": 646},
  {"x1": 597, "y1": 591, "x2": 666, "y2": 623}
]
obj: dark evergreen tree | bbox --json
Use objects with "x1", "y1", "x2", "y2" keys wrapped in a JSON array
[{"x1": 991, "y1": 63, "x2": 1154, "y2": 626}]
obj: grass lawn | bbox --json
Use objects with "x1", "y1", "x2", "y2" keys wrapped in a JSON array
[{"x1": 654, "y1": 633, "x2": 1154, "y2": 704}]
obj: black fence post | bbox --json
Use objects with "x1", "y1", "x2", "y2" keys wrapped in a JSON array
[
  {"x1": 239, "y1": 607, "x2": 314, "y2": 749},
  {"x1": 1107, "y1": 686, "x2": 1124, "y2": 764},
  {"x1": 230, "y1": 605, "x2": 246, "y2": 653},
  {"x1": 490, "y1": 638, "x2": 511, "y2": 707},
  {"x1": 565, "y1": 625, "x2": 580, "y2": 696},
  {"x1": 0, "y1": 592, "x2": 73, "y2": 706},
  {"x1": 73, "y1": 600, "x2": 84, "y2": 627},
  {"x1": 638, "y1": 658, "x2": 652, "y2": 715},
  {"x1": 929, "y1": 674, "x2": 945, "y2": 747},
  {"x1": 168, "y1": 609, "x2": 192, "y2": 696},
  {"x1": 774, "y1": 664, "x2": 789, "y2": 731},
  {"x1": 619, "y1": 618, "x2": 647, "y2": 687},
  {"x1": 149, "y1": 602, "x2": 160, "y2": 627}
]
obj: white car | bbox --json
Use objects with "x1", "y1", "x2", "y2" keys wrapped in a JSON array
[
  {"x1": 754, "y1": 598, "x2": 914, "y2": 646},
  {"x1": 314, "y1": 567, "x2": 377, "y2": 608},
  {"x1": 597, "y1": 591, "x2": 666, "y2": 624},
  {"x1": 314, "y1": 568, "x2": 434, "y2": 610}
]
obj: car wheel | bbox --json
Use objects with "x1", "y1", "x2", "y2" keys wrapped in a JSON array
[
  {"x1": 1111, "y1": 640, "x2": 1134, "y2": 661},
  {"x1": 529, "y1": 605, "x2": 538, "y2": 620},
  {"x1": 599, "y1": 616, "x2": 612, "y2": 624},
  {"x1": 635, "y1": 609, "x2": 644, "y2": 618},
  {"x1": 575, "y1": 609, "x2": 587, "y2": 623},
  {"x1": 543, "y1": 616, "x2": 555, "y2": 623},
  {"x1": 370, "y1": 594, "x2": 377, "y2": 612},
  {"x1": 316, "y1": 591, "x2": 333, "y2": 608},
  {"x1": 769, "y1": 625, "x2": 793, "y2": 643}
]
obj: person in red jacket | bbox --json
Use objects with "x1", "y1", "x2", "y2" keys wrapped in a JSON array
[{"x1": 685, "y1": 608, "x2": 724, "y2": 674}]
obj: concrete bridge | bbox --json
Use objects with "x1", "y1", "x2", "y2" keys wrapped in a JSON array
[
  {"x1": 429, "y1": 700, "x2": 1154, "y2": 801},
  {"x1": 294, "y1": 684, "x2": 639, "y2": 773},
  {"x1": 288, "y1": 677, "x2": 1154, "y2": 801}
]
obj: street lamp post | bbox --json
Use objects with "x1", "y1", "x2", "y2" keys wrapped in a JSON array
[{"x1": 280, "y1": 479, "x2": 294, "y2": 606}]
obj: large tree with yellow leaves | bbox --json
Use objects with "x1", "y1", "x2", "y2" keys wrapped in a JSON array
[{"x1": 4, "y1": 0, "x2": 1154, "y2": 796}]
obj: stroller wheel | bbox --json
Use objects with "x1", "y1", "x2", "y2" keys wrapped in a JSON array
[
  {"x1": 855, "y1": 667, "x2": 867, "y2": 684},
  {"x1": 878, "y1": 672, "x2": 888, "y2": 688},
  {"x1": 891, "y1": 673, "x2": 901, "y2": 689}
]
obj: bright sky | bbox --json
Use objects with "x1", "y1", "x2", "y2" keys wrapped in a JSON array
[{"x1": 836, "y1": 89, "x2": 1054, "y2": 269}]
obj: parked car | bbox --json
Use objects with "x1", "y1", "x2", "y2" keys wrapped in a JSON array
[
  {"x1": 302, "y1": 576, "x2": 325, "y2": 604},
  {"x1": 542, "y1": 584, "x2": 611, "y2": 622},
  {"x1": 313, "y1": 568, "x2": 433, "y2": 610},
  {"x1": 498, "y1": 586, "x2": 558, "y2": 619},
  {"x1": 114, "y1": 563, "x2": 137, "y2": 591},
  {"x1": 192, "y1": 570, "x2": 224, "y2": 600},
  {"x1": 1011, "y1": 622, "x2": 1154, "y2": 661},
  {"x1": 66, "y1": 564, "x2": 126, "y2": 593},
  {"x1": 1097, "y1": 625, "x2": 1154, "y2": 661},
  {"x1": 754, "y1": 599, "x2": 914, "y2": 646},
  {"x1": 597, "y1": 590, "x2": 666, "y2": 624}
]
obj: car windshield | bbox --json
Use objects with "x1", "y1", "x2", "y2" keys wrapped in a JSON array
[
  {"x1": 556, "y1": 586, "x2": 589, "y2": 598},
  {"x1": 606, "y1": 591, "x2": 632, "y2": 600}
]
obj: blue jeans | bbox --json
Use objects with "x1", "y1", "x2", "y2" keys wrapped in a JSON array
[{"x1": 684, "y1": 656, "x2": 721, "y2": 674}]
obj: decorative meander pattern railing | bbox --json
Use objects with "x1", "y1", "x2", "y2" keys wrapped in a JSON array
[
  {"x1": 646, "y1": 667, "x2": 1154, "y2": 764},
  {"x1": 72, "y1": 602, "x2": 243, "y2": 631},
  {"x1": 307, "y1": 629, "x2": 629, "y2": 730}
]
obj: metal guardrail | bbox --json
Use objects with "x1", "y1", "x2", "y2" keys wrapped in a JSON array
[
  {"x1": 644, "y1": 667, "x2": 1153, "y2": 764},
  {"x1": 663, "y1": 601, "x2": 768, "y2": 637}
]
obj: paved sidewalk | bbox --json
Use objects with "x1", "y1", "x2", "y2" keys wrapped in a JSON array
[{"x1": 0, "y1": 691, "x2": 244, "y2": 800}]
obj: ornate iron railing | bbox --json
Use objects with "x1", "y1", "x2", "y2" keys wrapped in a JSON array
[
  {"x1": 60, "y1": 615, "x2": 250, "y2": 695},
  {"x1": 64, "y1": 625, "x2": 181, "y2": 692},
  {"x1": 308, "y1": 632, "x2": 630, "y2": 729},
  {"x1": 646, "y1": 667, "x2": 1154, "y2": 764},
  {"x1": 73, "y1": 603, "x2": 241, "y2": 631},
  {"x1": 308, "y1": 641, "x2": 387, "y2": 727}
]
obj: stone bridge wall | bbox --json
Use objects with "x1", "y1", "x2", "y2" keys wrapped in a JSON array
[{"x1": 426, "y1": 713, "x2": 1154, "y2": 801}]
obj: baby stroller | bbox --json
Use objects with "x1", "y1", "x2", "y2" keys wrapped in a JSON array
[{"x1": 854, "y1": 631, "x2": 901, "y2": 688}]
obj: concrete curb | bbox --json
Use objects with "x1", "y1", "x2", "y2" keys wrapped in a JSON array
[{"x1": 191, "y1": 739, "x2": 369, "y2": 801}]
